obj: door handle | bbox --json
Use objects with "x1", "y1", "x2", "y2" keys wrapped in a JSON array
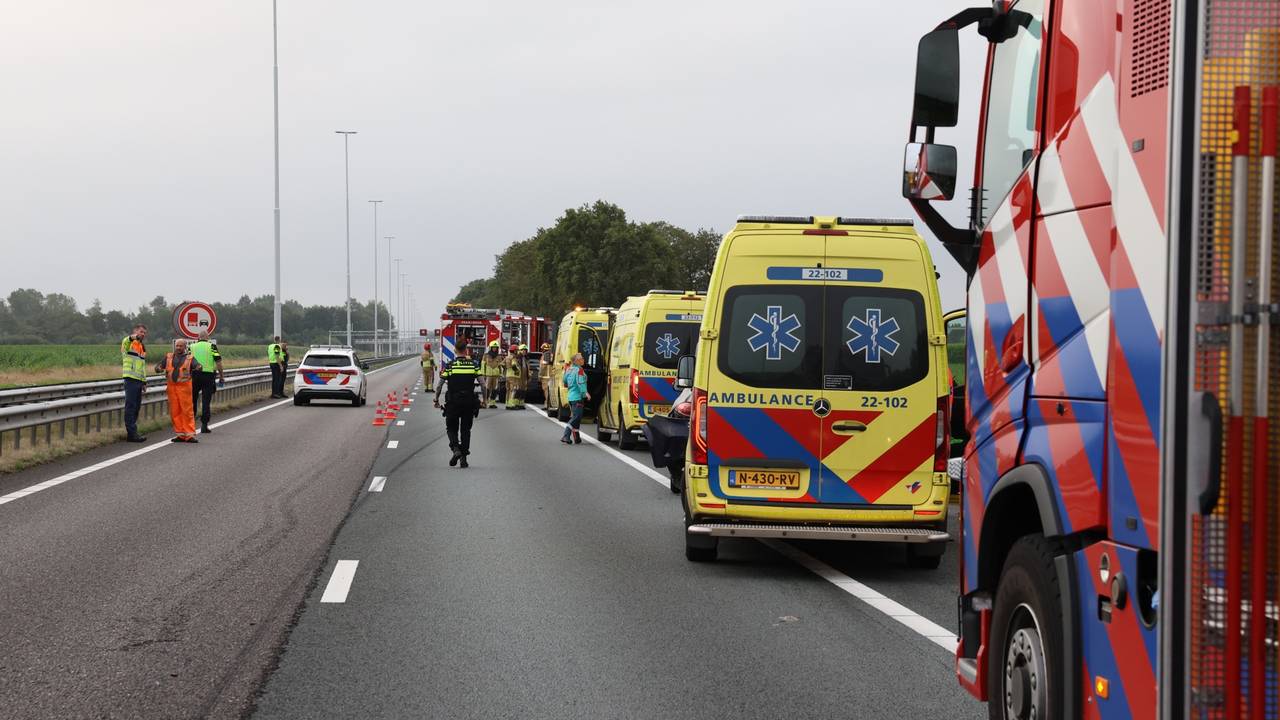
[{"x1": 831, "y1": 421, "x2": 867, "y2": 435}]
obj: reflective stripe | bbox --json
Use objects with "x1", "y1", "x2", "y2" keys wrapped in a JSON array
[
  {"x1": 164, "y1": 352, "x2": 194, "y2": 383},
  {"x1": 190, "y1": 340, "x2": 217, "y2": 370}
]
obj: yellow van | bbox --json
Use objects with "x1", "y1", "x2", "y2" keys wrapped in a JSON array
[
  {"x1": 597, "y1": 290, "x2": 705, "y2": 448},
  {"x1": 678, "y1": 215, "x2": 951, "y2": 566},
  {"x1": 548, "y1": 307, "x2": 612, "y2": 421}
]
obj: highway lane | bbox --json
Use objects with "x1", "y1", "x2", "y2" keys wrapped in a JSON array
[
  {"x1": 255, "y1": 398, "x2": 982, "y2": 719},
  {"x1": 0, "y1": 359, "x2": 423, "y2": 720}
]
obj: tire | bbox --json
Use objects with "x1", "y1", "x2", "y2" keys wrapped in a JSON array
[
  {"x1": 906, "y1": 544, "x2": 944, "y2": 569},
  {"x1": 596, "y1": 424, "x2": 612, "y2": 442},
  {"x1": 293, "y1": 395, "x2": 305, "y2": 406},
  {"x1": 360, "y1": 395, "x2": 367, "y2": 407},
  {"x1": 682, "y1": 489, "x2": 718, "y2": 561},
  {"x1": 618, "y1": 408, "x2": 638, "y2": 450},
  {"x1": 987, "y1": 535, "x2": 1064, "y2": 720},
  {"x1": 351, "y1": 395, "x2": 361, "y2": 407}
]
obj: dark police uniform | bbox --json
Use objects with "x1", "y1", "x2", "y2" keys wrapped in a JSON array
[{"x1": 437, "y1": 352, "x2": 481, "y2": 467}]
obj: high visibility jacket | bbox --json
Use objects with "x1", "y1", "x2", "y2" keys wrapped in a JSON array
[
  {"x1": 442, "y1": 358, "x2": 480, "y2": 406},
  {"x1": 421, "y1": 351, "x2": 436, "y2": 369},
  {"x1": 121, "y1": 335, "x2": 147, "y2": 382},
  {"x1": 268, "y1": 343, "x2": 283, "y2": 363},
  {"x1": 191, "y1": 340, "x2": 220, "y2": 372},
  {"x1": 506, "y1": 354, "x2": 528, "y2": 382},
  {"x1": 481, "y1": 353, "x2": 503, "y2": 377},
  {"x1": 160, "y1": 352, "x2": 195, "y2": 384},
  {"x1": 539, "y1": 351, "x2": 553, "y2": 380}
]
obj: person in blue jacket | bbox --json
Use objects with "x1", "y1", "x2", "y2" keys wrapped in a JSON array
[{"x1": 560, "y1": 352, "x2": 590, "y2": 445}]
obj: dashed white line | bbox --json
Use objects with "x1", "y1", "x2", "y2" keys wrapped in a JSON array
[
  {"x1": 536, "y1": 409, "x2": 955, "y2": 654},
  {"x1": 368, "y1": 476, "x2": 387, "y2": 492},
  {"x1": 0, "y1": 359, "x2": 417, "y2": 510},
  {"x1": 386, "y1": 440, "x2": 399, "y2": 449},
  {"x1": 320, "y1": 560, "x2": 359, "y2": 603},
  {"x1": 395, "y1": 420, "x2": 406, "y2": 426}
]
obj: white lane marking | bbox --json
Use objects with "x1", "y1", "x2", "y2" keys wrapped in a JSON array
[
  {"x1": 386, "y1": 440, "x2": 399, "y2": 449},
  {"x1": 536, "y1": 412, "x2": 669, "y2": 489},
  {"x1": 368, "y1": 476, "x2": 387, "y2": 492},
  {"x1": 411, "y1": 393, "x2": 417, "y2": 396},
  {"x1": 0, "y1": 359, "x2": 417, "y2": 509},
  {"x1": 395, "y1": 420, "x2": 406, "y2": 427},
  {"x1": 762, "y1": 539, "x2": 957, "y2": 651},
  {"x1": 320, "y1": 560, "x2": 359, "y2": 603},
  {"x1": 403, "y1": 407, "x2": 411, "y2": 413},
  {"x1": 535, "y1": 410, "x2": 955, "y2": 654}
]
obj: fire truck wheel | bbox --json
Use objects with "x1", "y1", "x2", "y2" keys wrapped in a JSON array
[{"x1": 988, "y1": 534, "x2": 1063, "y2": 720}]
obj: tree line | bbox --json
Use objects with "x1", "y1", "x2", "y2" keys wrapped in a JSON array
[
  {"x1": 452, "y1": 201, "x2": 721, "y2": 318},
  {"x1": 0, "y1": 289, "x2": 395, "y2": 346}
]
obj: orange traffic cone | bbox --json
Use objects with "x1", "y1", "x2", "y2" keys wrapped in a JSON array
[{"x1": 372, "y1": 401, "x2": 387, "y2": 426}]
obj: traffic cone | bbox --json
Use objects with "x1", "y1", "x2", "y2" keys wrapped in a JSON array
[{"x1": 372, "y1": 401, "x2": 387, "y2": 426}]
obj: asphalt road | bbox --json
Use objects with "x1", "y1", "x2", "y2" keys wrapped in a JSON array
[
  {"x1": 254, "y1": 394, "x2": 984, "y2": 720},
  {"x1": 0, "y1": 359, "x2": 424, "y2": 720}
]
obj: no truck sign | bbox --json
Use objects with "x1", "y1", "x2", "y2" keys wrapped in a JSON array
[{"x1": 172, "y1": 301, "x2": 218, "y2": 339}]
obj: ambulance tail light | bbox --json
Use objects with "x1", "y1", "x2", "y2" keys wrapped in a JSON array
[
  {"x1": 690, "y1": 388, "x2": 709, "y2": 465},
  {"x1": 629, "y1": 369, "x2": 640, "y2": 403},
  {"x1": 934, "y1": 396, "x2": 949, "y2": 472}
]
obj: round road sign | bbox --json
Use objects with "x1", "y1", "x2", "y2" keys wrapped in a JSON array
[{"x1": 173, "y1": 301, "x2": 218, "y2": 339}]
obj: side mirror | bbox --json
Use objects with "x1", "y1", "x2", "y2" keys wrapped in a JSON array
[
  {"x1": 361, "y1": 362, "x2": 370, "y2": 370},
  {"x1": 675, "y1": 355, "x2": 695, "y2": 389},
  {"x1": 902, "y1": 142, "x2": 958, "y2": 201},
  {"x1": 910, "y1": 29, "x2": 960, "y2": 129}
]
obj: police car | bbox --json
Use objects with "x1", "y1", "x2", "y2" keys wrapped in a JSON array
[{"x1": 293, "y1": 346, "x2": 369, "y2": 407}]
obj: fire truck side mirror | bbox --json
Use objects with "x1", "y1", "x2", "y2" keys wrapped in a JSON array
[
  {"x1": 902, "y1": 142, "x2": 958, "y2": 201},
  {"x1": 910, "y1": 28, "x2": 960, "y2": 130}
]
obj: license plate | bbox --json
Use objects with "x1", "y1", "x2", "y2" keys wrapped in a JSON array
[
  {"x1": 646, "y1": 404, "x2": 670, "y2": 416},
  {"x1": 729, "y1": 469, "x2": 801, "y2": 489}
]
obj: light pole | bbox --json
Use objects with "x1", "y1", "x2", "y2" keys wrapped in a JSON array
[
  {"x1": 271, "y1": 0, "x2": 282, "y2": 339},
  {"x1": 368, "y1": 200, "x2": 382, "y2": 355},
  {"x1": 394, "y1": 259, "x2": 402, "y2": 352},
  {"x1": 335, "y1": 130, "x2": 357, "y2": 346},
  {"x1": 382, "y1": 236, "x2": 395, "y2": 354}
]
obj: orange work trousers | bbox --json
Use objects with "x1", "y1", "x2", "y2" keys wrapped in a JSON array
[{"x1": 166, "y1": 381, "x2": 197, "y2": 440}]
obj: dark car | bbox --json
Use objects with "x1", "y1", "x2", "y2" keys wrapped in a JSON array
[{"x1": 642, "y1": 387, "x2": 693, "y2": 494}]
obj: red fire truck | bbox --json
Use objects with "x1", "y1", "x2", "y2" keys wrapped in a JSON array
[
  {"x1": 903, "y1": 1, "x2": 1277, "y2": 718},
  {"x1": 440, "y1": 304, "x2": 555, "y2": 369}
]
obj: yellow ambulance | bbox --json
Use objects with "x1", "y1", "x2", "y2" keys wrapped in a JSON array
[
  {"x1": 677, "y1": 216, "x2": 952, "y2": 565},
  {"x1": 597, "y1": 290, "x2": 705, "y2": 449},
  {"x1": 548, "y1": 307, "x2": 612, "y2": 421}
]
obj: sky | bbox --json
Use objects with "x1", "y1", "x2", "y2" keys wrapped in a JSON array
[{"x1": 1, "y1": 0, "x2": 983, "y2": 333}]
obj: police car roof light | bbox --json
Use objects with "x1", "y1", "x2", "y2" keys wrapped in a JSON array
[{"x1": 836, "y1": 217, "x2": 915, "y2": 226}]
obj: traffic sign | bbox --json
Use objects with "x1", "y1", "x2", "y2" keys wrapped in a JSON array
[
  {"x1": 419, "y1": 328, "x2": 429, "y2": 337},
  {"x1": 173, "y1": 301, "x2": 218, "y2": 339}
]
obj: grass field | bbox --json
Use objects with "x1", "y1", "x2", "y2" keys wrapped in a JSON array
[{"x1": 0, "y1": 344, "x2": 271, "y2": 388}]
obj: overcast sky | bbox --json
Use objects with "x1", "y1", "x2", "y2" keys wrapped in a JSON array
[{"x1": 2, "y1": 1, "x2": 982, "y2": 332}]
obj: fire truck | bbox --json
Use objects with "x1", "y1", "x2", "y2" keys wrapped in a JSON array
[
  {"x1": 439, "y1": 304, "x2": 555, "y2": 398},
  {"x1": 903, "y1": 1, "x2": 1277, "y2": 718}
]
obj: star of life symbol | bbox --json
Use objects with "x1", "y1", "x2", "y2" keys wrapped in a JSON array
[
  {"x1": 655, "y1": 332, "x2": 681, "y2": 360},
  {"x1": 846, "y1": 308, "x2": 900, "y2": 363},
  {"x1": 747, "y1": 305, "x2": 802, "y2": 361}
]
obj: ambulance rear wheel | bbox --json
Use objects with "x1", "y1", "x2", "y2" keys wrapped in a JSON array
[
  {"x1": 596, "y1": 424, "x2": 612, "y2": 442},
  {"x1": 906, "y1": 544, "x2": 943, "y2": 569},
  {"x1": 988, "y1": 535, "x2": 1063, "y2": 720},
  {"x1": 618, "y1": 409, "x2": 638, "y2": 450},
  {"x1": 684, "y1": 532, "x2": 718, "y2": 562}
]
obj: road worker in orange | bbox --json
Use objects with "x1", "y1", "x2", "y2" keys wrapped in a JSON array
[{"x1": 155, "y1": 338, "x2": 203, "y2": 443}]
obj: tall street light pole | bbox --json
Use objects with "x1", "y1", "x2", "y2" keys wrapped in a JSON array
[
  {"x1": 394, "y1": 258, "x2": 402, "y2": 352},
  {"x1": 368, "y1": 200, "x2": 382, "y2": 355},
  {"x1": 335, "y1": 130, "x2": 357, "y2": 347},
  {"x1": 401, "y1": 273, "x2": 408, "y2": 354},
  {"x1": 272, "y1": 0, "x2": 283, "y2": 339},
  {"x1": 382, "y1": 236, "x2": 395, "y2": 354}
]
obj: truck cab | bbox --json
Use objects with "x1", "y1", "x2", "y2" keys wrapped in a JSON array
[{"x1": 904, "y1": 1, "x2": 1278, "y2": 718}]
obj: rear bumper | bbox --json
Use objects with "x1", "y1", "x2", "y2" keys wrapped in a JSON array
[
  {"x1": 296, "y1": 387, "x2": 360, "y2": 400},
  {"x1": 686, "y1": 522, "x2": 950, "y2": 544}
]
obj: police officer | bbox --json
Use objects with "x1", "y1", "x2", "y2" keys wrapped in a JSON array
[
  {"x1": 190, "y1": 331, "x2": 225, "y2": 434},
  {"x1": 121, "y1": 323, "x2": 148, "y2": 443},
  {"x1": 434, "y1": 341, "x2": 481, "y2": 468},
  {"x1": 268, "y1": 336, "x2": 286, "y2": 398}
]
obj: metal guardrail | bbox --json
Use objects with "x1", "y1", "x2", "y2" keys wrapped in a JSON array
[
  {"x1": 0, "y1": 362, "x2": 302, "y2": 408},
  {"x1": 0, "y1": 355, "x2": 413, "y2": 457}
]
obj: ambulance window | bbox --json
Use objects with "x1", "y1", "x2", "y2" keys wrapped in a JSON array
[
  {"x1": 579, "y1": 329, "x2": 607, "y2": 370},
  {"x1": 976, "y1": 0, "x2": 1044, "y2": 228},
  {"x1": 825, "y1": 288, "x2": 928, "y2": 391},
  {"x1": 719, "y1": 286, "x2": 822, "y2": 390},
  {"x1": 945, "y1": 314, "x2": 967, "y2": 386},
  {"x1": 641, "y1": 322, "x2": 699, "y2": 369}
]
